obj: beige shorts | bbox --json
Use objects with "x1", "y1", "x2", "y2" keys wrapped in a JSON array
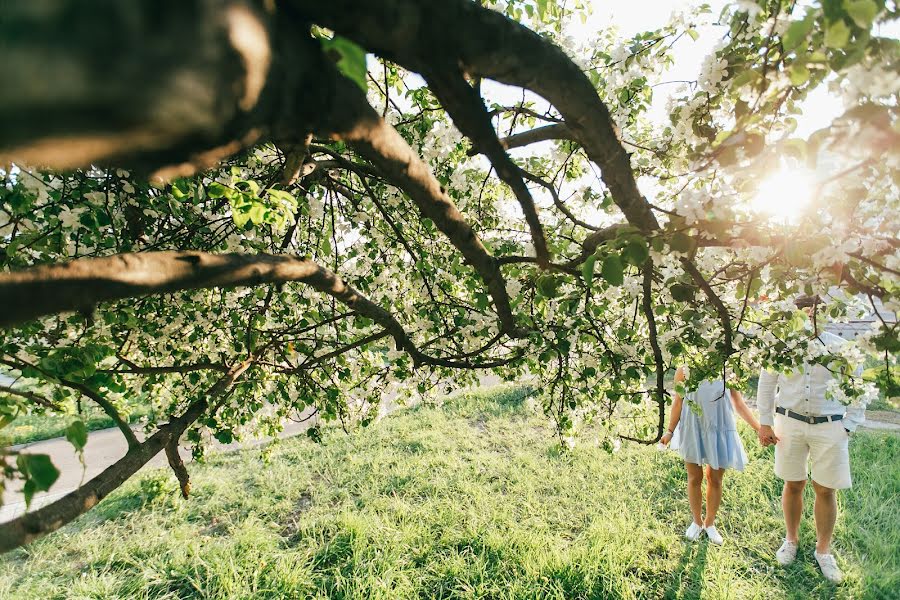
[{"x1": 774, "y1": 413, "x2": 852, "y2": 489}]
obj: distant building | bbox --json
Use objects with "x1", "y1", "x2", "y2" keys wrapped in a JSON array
[{"x1": 827, "y1": 296, "x2": 896, "y2": 340}]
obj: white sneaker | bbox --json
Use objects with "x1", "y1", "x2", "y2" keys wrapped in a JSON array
[
  {"x1": 814, "y1": 551, "x2": 843, "y2": 583},
  {"x1": 685, "y1": 522, "x2": 702, "y2": 541},
  {"x1": 704, "y1": 525, "x2": 724, "y2": 545},
  {"x1": 776, "y1": 540, "x2": 798, "y2": 565}
]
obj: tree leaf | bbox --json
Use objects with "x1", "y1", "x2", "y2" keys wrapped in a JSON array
[
  {"x1": 843, "y1": 0, "x2": 879, "y2": 29},
  {"x1": 320, "y1": 36, "x2": 368, "y2": 92},
  {"x1": 537, "y1": 274, "x2": 562, "y2": 298},
  {"x1": 622, "y1": 238, "x2": 649, "y2": 266},
  {"x1": 669, "y1": 232, "x2": 695, "y2": 254},
  {"x1": 670, "y1": 283, "x2": 696, "y2": 302},
  {"x1": 783, "y1": 15, "x2": 816, "y2": 51},
  {"x1": 17, "y1": 453, "x2": 60, "y2": 493},
  {"x1": 730, "y1": 69, "x2": 761, "y2": 89},
  {"x1": 601, "y1": 254, "x2": 624, "y2": 287},
  {"x1": 206, "y1": 182, "x2": 229, "y2": 198},
  {"x1": 582, "y1": 255, "x2": 597, "y2": 292},
  {"x1": 824, "y1": 19, "x2": 851, "y2": 49},
  {"x1": 788, "y1": 63, "x2": 810, "y2": 86},
  {"x1": 65, "y1": 420, "x2": 88, "y2": 452}
]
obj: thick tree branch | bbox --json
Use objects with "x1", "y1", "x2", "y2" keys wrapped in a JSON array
[
  {"x1": 0, "y1": 252, "x2": 324, "y2": 328},
  {"x1": 0, "y1": 251, "x2": 516, "y2": 371},
  {"x1": 424, "y1": 69, "x2": 550, "y2": 266},
  {"x1": 0, "y1": 1, "x2": 329, "y2": 179},
  {"x1": 297, "y1": 0, "x2": 660, "y2": 231},
  {"x1": 495, "y1": 123, "x2": 574, "y2": 153}
]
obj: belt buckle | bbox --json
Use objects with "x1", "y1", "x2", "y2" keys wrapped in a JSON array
[{"x1": 808, "y1": 415, "x2": 815, "y2": 424}]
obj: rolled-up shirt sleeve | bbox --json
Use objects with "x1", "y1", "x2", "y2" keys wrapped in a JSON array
[{"x1": 757, "y1": 368, "x2": 779, "y2": 427}]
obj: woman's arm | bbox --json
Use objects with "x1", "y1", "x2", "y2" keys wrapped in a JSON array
[
  {"x1": 730, "y1": 388, "x2": 760, "y2": 432},
  {"x1": 661, "y1": 366, "x2": 685, "y2": 445}
]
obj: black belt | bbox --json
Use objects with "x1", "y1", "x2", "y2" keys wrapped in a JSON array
[{"x1": 776, "y1": 406, "x2": 843, "y2": 425}]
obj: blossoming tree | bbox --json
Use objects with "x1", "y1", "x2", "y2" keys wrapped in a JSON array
[{"x1": 0, "y1": 0, "x2": 897, "y2": 552}]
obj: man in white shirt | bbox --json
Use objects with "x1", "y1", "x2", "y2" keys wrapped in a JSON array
[{"x1": 756, "y1": 299, "x2": 866, "y2": 584}]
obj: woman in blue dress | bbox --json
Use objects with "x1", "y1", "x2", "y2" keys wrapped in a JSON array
[{"x1": 660, "y1": 366, "x2": 760, "y2": 545}]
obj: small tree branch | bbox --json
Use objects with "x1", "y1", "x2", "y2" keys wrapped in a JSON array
[
  {"x1": 680, "y1": 258, "x2": 734, "y2": 357},
  {"x1": 65, "y1": 380, "x2": 139, "y2": 450},
  {"x1": 0, "y1": 384, "x2": 61, "y2": 411},
  {"x1": 164, "y1": 437, "x2": 191, "y2": 499},
  {"x1": 621, "y1": 264, "x2": 666, "y2": 445},
  {"x1": 0, "y1": 359, "x2": 252, "y2": 554}
]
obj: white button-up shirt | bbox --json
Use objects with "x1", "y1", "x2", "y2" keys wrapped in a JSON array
[{"x1": 757, "y1": 332, "x2": 866, "y2": 432}]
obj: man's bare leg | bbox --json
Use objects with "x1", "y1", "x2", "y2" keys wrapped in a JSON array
[
  {"x1": 812, "y1": 480, "x2": 837, "y2": 554},
  {"x1": 783, "y1": 479, "x2": 807, "y2": 543}
]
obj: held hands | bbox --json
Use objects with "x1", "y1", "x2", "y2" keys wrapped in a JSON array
[{"x1": 757, "y1": 425, "x2": 780, "y2": 447}]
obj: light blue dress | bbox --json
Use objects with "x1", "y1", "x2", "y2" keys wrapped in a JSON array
[{"x1": 671, "y1": 379, "x2": 748, "y2": 471}]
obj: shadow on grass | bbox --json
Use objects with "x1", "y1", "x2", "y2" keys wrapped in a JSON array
[
  {"x1": 663, "y1": 540, "x2": 710, "y2": 599},
  {"x1": 438, "y1": 383, "x2": 537, "y2": 420}
]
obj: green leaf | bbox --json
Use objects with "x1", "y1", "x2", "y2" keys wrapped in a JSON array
[
  {"x1": 537, "y1": 274, "x2": 562, "y2": 298},
  {"x1": 207, "y1": 182, "x2": 229, "y2": 198},
  {"x1": 23, "y1": 479, "x2": 36, "y2": 507},
  {"x1": 65, "y1": 420, "x2": 88, "y2": 452},
  {"x1": 247, "y1": 204, "x2": 267, "y2": 225},
  {"x1": 232, "y1": 210, "x2": 250, "y2": 228},
  {"x1": 601, "y1": 254, "x2": 624, "y2": 287},
  {"x1": 730, "y1": 69, "x2": 761, "y2": 89},
  {"x1": 686, "y1": 28, "x2": 699, "y2": 41},
  {"x1": 788, "y1": 63, "x2": 810, "y2": 86},
  {"x1": 582, "y1": 255, "x2": 597, "y2": 292},
  {"x1": 622, "y1": 238, "x2": 649, "y2": 266},
  {"x1": 843, "y1": 0, "x2": 878, "y2": 29},
  {"x1": 670, "y1": 283, "x2": 696, "y2": 302},
  {"x1": 783, "y1": 15, "x2": 816, "y2": 51},
  {"x1": 17, "y1": 453, "x2": 60, "y2": 495},
  {"x1": 668, "y1": 232, "x2": 695, "y2": 254},
  {"x1": 824, "y1": 19, "x2": 851, "y2": 49},
  {"x1": 321, "y1": 36, "x2": 368, "y2": 92}
]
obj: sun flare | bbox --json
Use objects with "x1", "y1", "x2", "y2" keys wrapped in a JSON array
[{"x1": 750, "y1": 168, "x2": 816, "y2": 222}]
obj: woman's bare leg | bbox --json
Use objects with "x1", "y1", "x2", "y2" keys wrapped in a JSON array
[
  {"x1": 685, "y1": 462, "x2": 704, "y2": 525},
  {"x1": 704, "y1": 466, "x2": 726, "y2": 526}
]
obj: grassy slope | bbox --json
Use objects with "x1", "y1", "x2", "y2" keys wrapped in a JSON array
[{"x1": 1, "y1": 385, "x2": 897, "y2": 599}]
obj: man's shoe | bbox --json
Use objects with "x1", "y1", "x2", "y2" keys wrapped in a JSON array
[
  {"x1": 814, "y1": 551, "x2": 843, "y2": 583},
  {"x1": 776, "y1": 540, "x2": 798, "y2": 565},
  {"x1": 685, "y1": 522, "x2": 702, "y2": 541},
  {"x1": 704, "y1": 525, "x2": 724, "y2": 545}
]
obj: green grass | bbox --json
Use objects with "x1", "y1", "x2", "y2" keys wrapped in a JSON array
[
  {"x1": 2, "y1": 404, "x2": 154, "y2": 446},
  {"x1": 1, "y1": 385, "x2": 898, "y2": 599}
]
